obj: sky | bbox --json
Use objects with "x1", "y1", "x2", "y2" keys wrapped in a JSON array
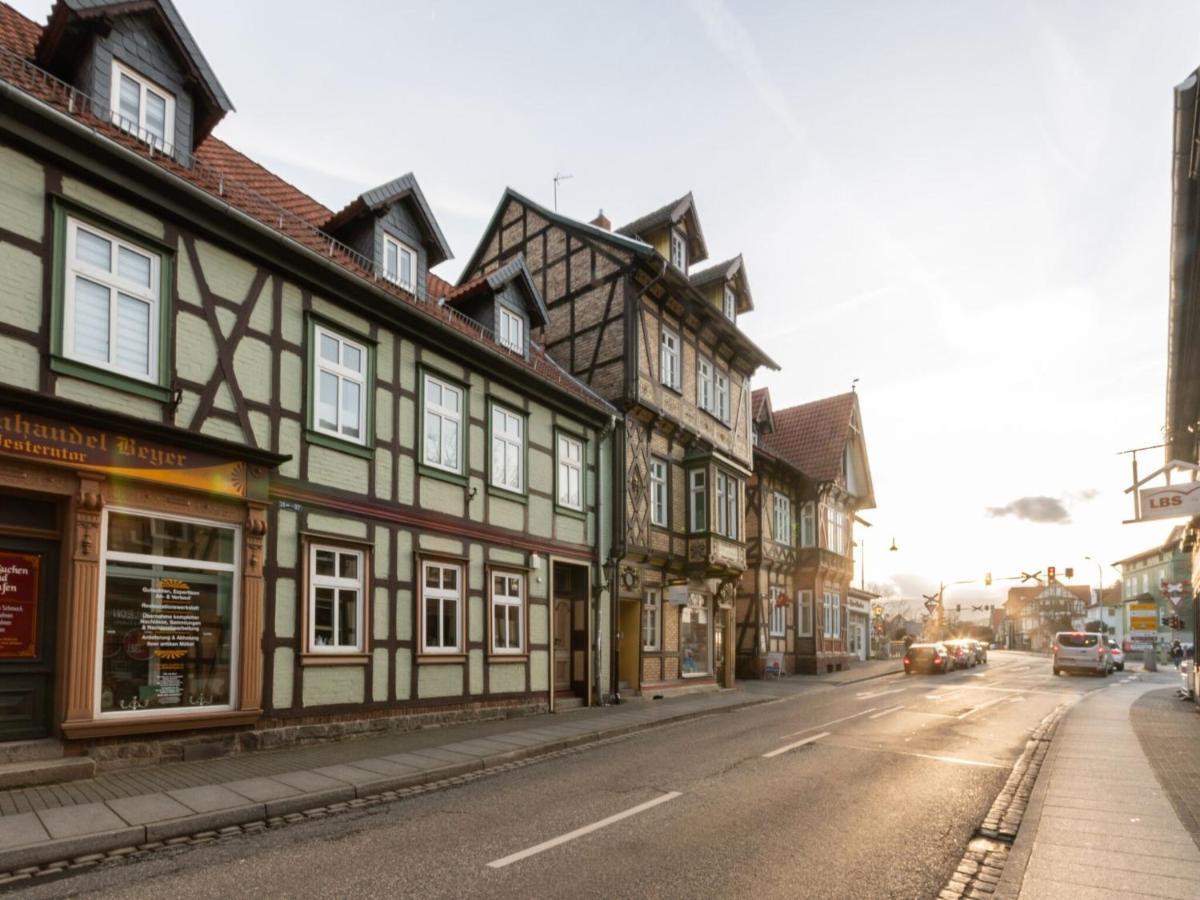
[{"x1": 12, "y1": 0, "x2": 1200, "y2": 619}]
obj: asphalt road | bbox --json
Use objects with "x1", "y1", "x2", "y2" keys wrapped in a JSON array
[{"x1": 21, "y1": 651, "x2": 1117, "y2": 900}]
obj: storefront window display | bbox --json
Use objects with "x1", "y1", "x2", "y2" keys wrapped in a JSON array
[
  {"x1": 680, "y1": 598, "x2": 711, "y2": 676},
  {"x1": 98, "y1": 511, "x2": 239, "y2": 715}
]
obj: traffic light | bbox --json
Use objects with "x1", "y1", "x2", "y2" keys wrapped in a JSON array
[
  {"x1": 1047, "y1": 566, "x2": 1056, "y2": 583},
  {"x1": 984, "y1": 572, "x2": 992, "y2": 586}
]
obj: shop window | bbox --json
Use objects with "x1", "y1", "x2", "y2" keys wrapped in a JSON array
[
  {"x1": 490, "y1": 571, "x2": 525, "y2": 655},
  {"x1": 557, "y1": 433, "x2": 584, "y2": 511},
  {"x1": 680, "y1": 600, "x2": 710, "y2": 676},
  {"x1": 490, "y1": 403, "x2": 525, "y2": 493},
  {"x1": 421, "y1": 559, "x2": 462, "y2": 654},
  {"x1": 798, "y1": 589, "x2": 813, "y2": 636},
  {"x1": 642, "y1": 589, "x2": 661, "y2": 651},
  {"x1": 99, "y1": 511, "x2": 238, "y2": 716},
  {"x1": 307, "y1": 544, "x2": 365, "y2": 653},
  {"x1": 422, "y1": 372, "x2": 464, "y2": 475},
  {"x1": 649, "y1": 457, "x2": 668, "y2": 527}
]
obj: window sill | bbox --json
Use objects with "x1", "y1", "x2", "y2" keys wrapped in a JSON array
[
  {"x1": 488, "y1": 484, "x2": 528, "y2": 504},
  {"x1": 305, "y1": 429, "x2": 374, "y2": 461},
  {"x1": 50, "y1": 356, "x2": 171, "y2": 403},
  {"x1": 301, "y1": 652, "x2": 369, "y2": 666},
  {"x1": 418, "y1": 464, "x2": 468, "y2": 487},
  {"x1": 417, "y1": 653, "x2": 467, "y2": 664},
  {"x1": 660, "y1": 383, "x2": 683, "y2": 396},
  {"x1": 487, "y1": 653, "x2": 528, "y2": 663},
  {"x1": 555, "y1": 504, "x2": 586, "y2": 521}
]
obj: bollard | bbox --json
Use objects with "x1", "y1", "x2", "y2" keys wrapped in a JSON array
[{"x1": 1143, "y1": 648, "x2": 1157, "y2": 672}]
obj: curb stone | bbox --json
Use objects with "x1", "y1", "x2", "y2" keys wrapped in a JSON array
[
  {"x1": 0, "y1": 693, "x2": 774, "y2": 886},
  {"x1": 937, "y1": 701, "x2": 1071, "y2": 899}
]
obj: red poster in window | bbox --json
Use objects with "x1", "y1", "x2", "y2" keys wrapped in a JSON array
[{"x1": 0, "y1": 551, "x2": 39, "y2": 659}]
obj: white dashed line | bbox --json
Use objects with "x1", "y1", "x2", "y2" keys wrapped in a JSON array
[
  {"x1": 763, "y1": 731, "x2": 831, "y2": 759},
  {"x1": 780, "y1": 708, "x2": 878, "y2": 739},
  {"x1": 868, "y1": 705, "x2": 905, "y2": 719}
]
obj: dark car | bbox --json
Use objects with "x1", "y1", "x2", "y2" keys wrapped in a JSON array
[{"x1": 904, "y1": 643, "x2": 952, "y2": 675}]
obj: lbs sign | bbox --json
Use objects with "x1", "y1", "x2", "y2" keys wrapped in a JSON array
[{"x1": 1139, "y1": 483, "x2": 1200, "y2": 520}]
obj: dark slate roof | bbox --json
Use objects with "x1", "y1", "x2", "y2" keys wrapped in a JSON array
[
  {"x1": 689, "y1": 254, "x2": 754, "y2": 313},
  {"x1": 442, "y1": 254, "x2": 549, "y2": 328},
  {"x1": 762, "y1": 392, "x2": 857, "y2": 484},
  {"x1": 615, "y1": 192, "x2": 708, "y2": 264},
  {"x1": 325, "y1": 173, "x2": 453, "y2": 266}
]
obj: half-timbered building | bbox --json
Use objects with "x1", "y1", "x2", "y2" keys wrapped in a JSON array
[
  {"x1": 738, "y1": 388, "x2": 875, "y2": 676},
  {"x1": 0, "y1": 0, "x2": 615, "y2": 774},
  {"x1": 460, "y1": 192, "x2": 777, "y2": 697}
]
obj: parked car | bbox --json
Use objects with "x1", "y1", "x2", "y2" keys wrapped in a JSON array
[
  {"x1": 1106, "y1": 640, "x2": 1124, "y2": 672},
  {"x1": 904, "y1": 643, "x2": 953, "y2": 675},
  {"x1": 943, "y1": 639, "x2": 975, "y2": 669},
  {"x1": 969, "y1": 639, "x2": 987, "y2": 664},
  {"x1": 1052, "y1": 632, "x2": 1110, "y2": 676}
]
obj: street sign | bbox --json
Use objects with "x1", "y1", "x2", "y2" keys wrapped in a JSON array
[
  {"x1": 1139, "y1": 482, "x2": 1200, "y2": 520},
  {"x1": 1162, "y1": 581, "x2": 1187, "y2": 609},
  {"x1": 1129, "y1": 602, "x2": 1158, "y2": 645}
]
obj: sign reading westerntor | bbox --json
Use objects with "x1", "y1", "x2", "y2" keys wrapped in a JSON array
[{"x1": 0, "y1": 409, "x2": 248, "y2": 497}]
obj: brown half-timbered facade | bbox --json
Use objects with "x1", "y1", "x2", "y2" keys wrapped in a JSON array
[
  {"x1": 461, "y1": 190, "x2": 777, "y2": 696},
  {"x1": 738, "y1": 388, "x2": 875, "y2": 676},
  {"x1": 0, "y1": 0, "x2": 614, "y2": 768}
]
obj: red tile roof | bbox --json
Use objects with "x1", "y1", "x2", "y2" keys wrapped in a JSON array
[
  {"x1": 751, "y1": 387, "x2": 770, "y2": 420},
  {"x1": 0, "y1": 2, "x2": 614, "y2": 417},
  {"x1": 762, "y1": 392, "x2": 857, "y2": 484},
  {"x1": 427, "y1": 272, "x2": 456, "y2": 300}
]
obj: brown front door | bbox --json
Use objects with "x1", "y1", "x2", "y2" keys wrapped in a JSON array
[{"x1": 0, "y1": 536, "x2": 58, "y2": 741}]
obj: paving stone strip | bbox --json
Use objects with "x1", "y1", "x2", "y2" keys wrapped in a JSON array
[{"x1": 937, "y1": 701, "x2": 1071, "y2": 900}]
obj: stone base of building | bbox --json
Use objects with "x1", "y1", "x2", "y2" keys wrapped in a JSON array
[
  {"x1": 735, "y1": 654, "x2": 797, "y2": 680},
  {"x1": 69, "y1": 697, "x2": 550, "y2": 772},
  {"x1": 636, "y1": 678, "x2": 720, "y2": 699},
  {"x1": 794, "y1": 653, "x2": 854, "y2": 675}
]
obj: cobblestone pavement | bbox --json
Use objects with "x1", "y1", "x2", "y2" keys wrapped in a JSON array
[{"x1": 1131, "y1": 686, "x2": 1200, "y2": 848}]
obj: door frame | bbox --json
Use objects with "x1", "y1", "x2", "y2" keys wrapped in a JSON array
[
  {"x1": 0, "y1": 529, "x2": 62, "y2": 742},
  {"x1": 549, "y1": 557, "x2": 592, "y2": 710}
]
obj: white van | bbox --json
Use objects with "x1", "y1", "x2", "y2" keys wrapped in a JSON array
[{"x1": 1052, "y1": 632, "x2": 1110, "y2": 676}]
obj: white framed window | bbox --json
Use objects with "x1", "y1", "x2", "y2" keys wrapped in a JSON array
[
  {"x1": 670, "y1": 229, "x2": 688, "y2": 271},
  {"x1": 421, "y1": 560, "x2": 462, "y2": 653},
  {"x1": 643, "y1": 589, "x2": 661, "y2": 651},
  {"x1": 308, "y1": 545, "x2": 365, "y2": 653},
  {"x1": 723, "y1": 285, "x2": 737, "y2": 322},
  {"x1": 823, "y1": 591, "x2": 842, "y2": 638},
  {"x1": 798, "y1": 589, "x2": 813, "y2": 636},
  {"x1": 557, "y1": 434, "x2": 583, "y2": 510},
  {"x1": 313, "y1": 325, "x2": 368, "y2": 444},
  {"x1": 498, "y1": 307, "x2": 524, "y2": 353},
  {"x1": 63, "y1": 217, "x2": 161, "y2": 382},
  {"x1": 689, "y1": 469, "x2": 707, "y2": 532},
  {"x1": 491, "y1": 404, "x2": 525, "y2": 493},
  {"x1": 715, "y1": 471, "x2": 738, "y2": 540},
  {"x1": 800, "y1": 502, "x2": 816, "y2": 548},
  {"x1": 110, "y1": 60, "x2": 175, "y2": 152},
  {"x1": 383, "y1": 233, "x2": 416, "y2": 291},
  {"x1": 823, "y1": 504, "x2": 847, "y2": 555},
  {"x1": 660, "y1": 329, "x2": 681, "y2": 391},
  {"x1": 715, "y1": 371, "x2": 730, "y2": 424},
  {"x1": 650, "y1": 457, "x2": 669, "y2": 527},
  {"x1": 769, "y1": 586, "x2": 786, "y2": 637},
  {"x1": 773, "y1": 493, "x2": 791, "y2": 545},
  {"x1": 697, "y1": 357, "x2": 714, "y2": 413},
  {"x1": 490, "y1": 571, "x2": 525, "y2": 654},
  {"x1": 422, "y1": 373, "x2": 463, "y2": 474}
]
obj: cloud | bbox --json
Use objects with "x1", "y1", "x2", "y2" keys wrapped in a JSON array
[{"x1": 986, "y1": 496, "x2": 1071, "y2": 524}]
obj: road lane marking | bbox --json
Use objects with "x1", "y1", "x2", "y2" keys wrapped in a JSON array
[
  {"x1": 780, "y1": 708, "x2": 877, "y2": 739},
  {"x1": 855, "y1": 687, "x2": 905, "y2": 700},
  {"x1": 868, "y1": 705, "x2": 904, "y2": 719},
  {"x1": 957, "y1": 696, "x2": 1009, "y2": 719},
  {"x1": 907, "y1": 752, "x2": 1006, "y2": 769},
  {"x1": 763, "y1": 731, "x2": 831, "y2": 759},
  {"x1": 486, "y1": 791, "x2": 682, "y2": 868}
]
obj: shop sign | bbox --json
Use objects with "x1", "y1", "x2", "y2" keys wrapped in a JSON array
[
  {"x1": 0, "y1": 552, "x2": 38, "y2": 658},
  {"x1": 667, "y1": 585, "x2": 690, "y2": 606},
  {"x1": 1138, "y1": 483, "x2": 1200, "y2": 521},
  {"x1": 0, "y1": 409, "x2": 254, "y2": 498}
]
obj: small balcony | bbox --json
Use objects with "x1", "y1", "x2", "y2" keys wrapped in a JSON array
[{"x1": 686, "y1": 532, "x2": 746, "y2": 574}]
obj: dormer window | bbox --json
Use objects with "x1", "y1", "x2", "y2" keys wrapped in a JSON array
[
  {"x1": 383, "y1": 233, "x2": 416, "y2": 291},
  {"x1": 723, "y1": 285, "x2": 737, "y2": 322},
  {"x1": 670, "y1": 229, "x2": 687, "y2": 272},
  {"x1": 498, "y1": 306, "x2": 524, "y2": 354},
  {"x1": 111, "y1": 61, "x2": 174, "y2": 152}
]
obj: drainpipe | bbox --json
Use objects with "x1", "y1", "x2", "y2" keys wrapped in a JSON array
[{"x1": 592, "y1": 413, "x2": 618, "y2": 705}]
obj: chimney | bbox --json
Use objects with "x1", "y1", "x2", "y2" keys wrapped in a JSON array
[{"x1": 589, "y1": 209, "x2": 611, "y2": 231}]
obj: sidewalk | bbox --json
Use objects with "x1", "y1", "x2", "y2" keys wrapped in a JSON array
[
  {"x1": 739, "y1": 656, "x2": 904, "y2": 697},
  {"x1": 996, "y1": 673, "x2": 1200, "y2": 899}
]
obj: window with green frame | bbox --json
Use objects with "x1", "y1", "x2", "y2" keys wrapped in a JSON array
[
  {"x1": 305, "y1": 315, "x2": 375, "y2": 459},
  {"x1": 49, "y1": 198, "x2": 174, "y2": 402},
  {"x1": 488, "y1": 399, "x2": 526, "y2": 497}
]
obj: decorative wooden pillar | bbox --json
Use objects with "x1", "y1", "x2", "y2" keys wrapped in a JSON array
[
  {"x1": 63, "y1": 476, "x2": 104, "y2": 725},
  {"x1": 239, "y1": 502, "x2": 267, "y2": 714}
]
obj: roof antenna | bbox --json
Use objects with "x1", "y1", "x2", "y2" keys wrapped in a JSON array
[
  {"x1": 553, "y1": 173, "x2": 573, "y2": 212},
  {"x1": 851, "y1": 377, "x2": 860, "y2": 392}
]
